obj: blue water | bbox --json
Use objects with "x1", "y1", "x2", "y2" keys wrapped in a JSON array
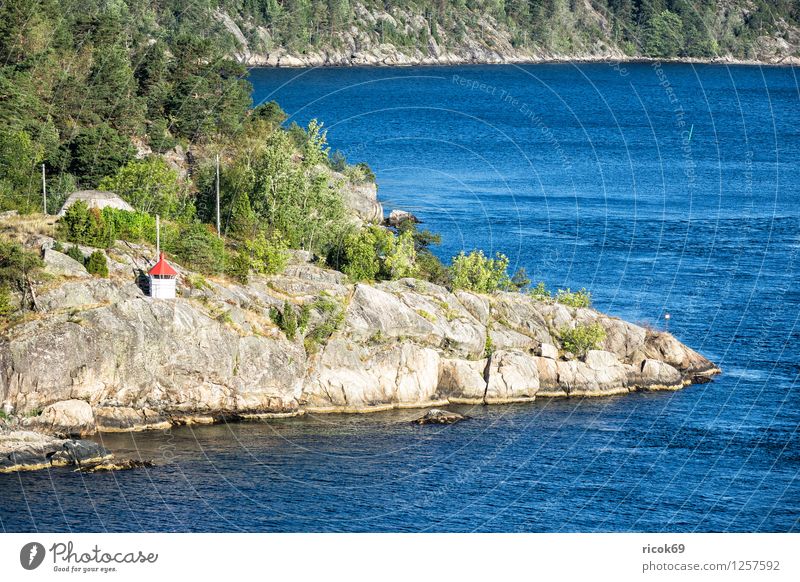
[{"x1": 2, "y1": 64, "x2": 799, "y2": 532}]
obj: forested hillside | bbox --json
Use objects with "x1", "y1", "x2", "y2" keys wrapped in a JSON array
[{"x1": 216, "y1": 0, "x2": 799, "y2": 65}]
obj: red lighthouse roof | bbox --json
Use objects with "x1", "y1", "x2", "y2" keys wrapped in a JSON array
[{"x1": 149, "y1": 252, "x2": 178, "y2": 277}]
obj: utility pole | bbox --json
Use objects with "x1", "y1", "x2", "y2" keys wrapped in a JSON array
[
  {"x1": 215, "y1": 154, "x2": 221, "y2": 237},
  {"x1": 42, "y1": 164, "x2": 47, "y2": 215},
  {"x1": 156, "y1": 214, "x2": 160, "y2": 257}
]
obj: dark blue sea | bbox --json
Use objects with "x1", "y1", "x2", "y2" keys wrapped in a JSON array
[{"x1": 2, "y1": 64, "x2": 798, "y2": 532}]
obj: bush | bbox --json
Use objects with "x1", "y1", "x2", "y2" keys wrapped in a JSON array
[
  {"x1": 449, "y1": 250, "x2": 511, "y2": 293},
  {"x1": 58, "y1": 200, "x2": 115, "y2": 247},
  {"x1": 85, "y1": 251, "x2": 108, "y2": 277},
  {"x1": 270, "y1": 300, "x2": 300, "y2": 340},
  {"x1": 555, "y1": 288, "x2": 592, "y2": 308},
  {"x1": 559, "y1": 323, "x2": 606, "y2": 358},
  {"x1": 0, "y1": 285, "x2": 14, "y2": 319},
  {"x1": 102, "y1": 208, "x2": 156, "y2": 243},
  {"x1": 242, "y1": 232, "x2": 288, "y2": 276},
  {"x1": 529, "y1": 282, "x2": 552, "y2": 302},
  {"x1": 66, "y1": 245, "x2": 84, "y2": 263},
  {"x1": 303, "y1": 296, "x2": 345, "y2": 353},
  {"x1": 171, "y1": 222, "x2": 226, "y2": 275},
  {"x1": 67, "y1": 123, "x2": 135, "y2": 187},
  {"x1": 338, "y1": 226, "x2": 416, "y2": 282},
  {"x1": 225, "y1": 250, "x2": 251, "y2": 284}
]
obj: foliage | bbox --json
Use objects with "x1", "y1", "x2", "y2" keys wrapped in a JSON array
[
  {"x1": 85, "y1": 251, "x2": 109, "y2": 277},
  {"x1": 0, "y1": 285, "x2": 13, "y2": 319},
  {"x1": 58, "y1": 200, "x2": 115, "y2": 248},
  {"x1": 508, "y1": 267, "x2": 531, "y2": 291},
  {"x1": 99, "y1": 157, "x2": 185, "y2": 218},
  {"x1": 303, "y1": 295, "x2": 345, "y2": 353},
  {"x1": 529, "y1": 281, "x2": 552, "y2": 302},
  {"x1": 102, "y1": 208, "x2": 156, "y2": 243},
  {"x1": 555, "y1": 288, "x2": 592, "y2": 309},
  {"x1": 559, "y1": 323, "x2": 606, "y2": 358},
  {"x1": 0, "y1": 238, "x2": 43, "y2": 308},
  {"x1": 170, "y1": 222, "x2": 226, "y2": 275},
  {"x1": 449, "y1": 250, "x2": 511, "y2": 293},
  {"x1": 0, "y1": 130, "x2": 42, "y2": 213},
  {"x1": 337, "y1": 225, "x2": 416, "y2": 282},
  {"x1": 66, "y1": 245, "x2": 84, "y2": 264},
  {"x1": 242, "y1": 232, "x2": 289, "y2": 276},
  {"x1": 643, "y1": 10, "x2": 685, "y2": 58},
  {"x1": 67, "y1": 124, "x2": 136, "y2": 187},
  {"x1": 270, "y1": 300, "x2": 300, "y2": 340}
]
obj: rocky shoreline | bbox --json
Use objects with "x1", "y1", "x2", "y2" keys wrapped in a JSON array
[
  {"x1": 0, "y1": 215, "x2": 720, "y2": 475},
  {"x1": 242, "y1": 51, "x2": 800, "y2": 69}
]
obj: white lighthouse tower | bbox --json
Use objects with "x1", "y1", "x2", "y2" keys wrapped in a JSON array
[{"x1": 148, "y1": 252, "x2": 177, "y2": 299}]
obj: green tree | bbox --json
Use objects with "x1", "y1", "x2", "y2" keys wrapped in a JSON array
[
  {"x1": 99, "y1": 157, "x2": 185, "y2": 217},
  {"x1": 68, "y1": 124, "x2": 135, "y2": 187},
  {"x1": 643, "y1": 11, "x2": 685, "y2": 57}
]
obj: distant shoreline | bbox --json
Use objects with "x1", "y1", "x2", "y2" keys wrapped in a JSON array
[{"x1": 242, "y1": 53, "x2": 800, "y2": 71}]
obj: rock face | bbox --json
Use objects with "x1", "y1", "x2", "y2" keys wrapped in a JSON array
[{"x1": 0, "y1": 235, "x2": 720, "y2": 433}]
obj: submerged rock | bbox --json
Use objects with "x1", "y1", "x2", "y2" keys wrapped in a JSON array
[
  {"x1": 414, "y1": 408, "x2": 467, "y2": 425},
  {"x1": 77, "y1": 459, "x2": 154, "y2": 473}
]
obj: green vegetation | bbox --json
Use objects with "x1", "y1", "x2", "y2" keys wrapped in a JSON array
[
  {"x1": 270, "y1": 300, "x2": 301, "y2": 341},
  {"x1": 0, "y1": 239, "x2": 43, "y2": 312},
  {"x1": 555, "y1": 288, "x2": 592, "y2": 309},
  {"x1": 450, "y1": 250, "x2": 511, "y2": 293},
  {"x1": 334, "y1": 225, "x2": 417, "y2": 283},
  {"x1": 529, "y1": 282, "x2": 552, "y2": 302},
  {"x1": 85, "y1": 251, "x2": 109, "y2": 277},
  {"x1": 303, "y1": 296, "x2": 346, "y2": 353},
  {"x1": 66, "y1": 245, "x2": 85, "y2": 264},
  {"x1": 559, "y1": 323, "x2": 607, "y2": 358}
]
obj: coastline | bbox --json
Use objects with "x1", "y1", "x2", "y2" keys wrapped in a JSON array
[{"x1": 241, "y1": 52, "x2": 800, "y2": 70}]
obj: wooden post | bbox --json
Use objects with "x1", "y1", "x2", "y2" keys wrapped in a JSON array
[
  {"x1": 42, "y1": 164, "x2": 46, "y2": 215},
  {"x1": 215, "y1": 154, "x2": 221, "y2": 237},
  {"x1": 156, "y1": 214, "x2": 160, "y2": 257}
]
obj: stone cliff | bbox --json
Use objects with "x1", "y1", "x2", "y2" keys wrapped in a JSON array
[{"x1": 0, "y1": 221, "x2": 719, "y2": 437}]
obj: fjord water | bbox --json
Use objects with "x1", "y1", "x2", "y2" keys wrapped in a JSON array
[{"x1": 3, "y1": 64, "x2": 799, "y2": 532}]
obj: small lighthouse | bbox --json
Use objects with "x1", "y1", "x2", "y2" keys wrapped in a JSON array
[{"x1": 148, "y1": 252, "x2": 177, "y2": 299}]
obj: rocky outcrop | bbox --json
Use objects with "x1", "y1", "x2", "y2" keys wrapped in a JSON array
[
  {"x1": 0, "y1": 428, "x2": 111, "y2": 473},
  {"x1": 0, "y1": 233, "x2": 720, "y2": 435},
  {"x1": 414, "y1": 408, "x2": 467, "y2": 425}
]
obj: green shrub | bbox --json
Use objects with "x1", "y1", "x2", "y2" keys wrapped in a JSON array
[
  {"x1": 449, "y1": 250, "x2": 511, "y2": 293},
  {"x1": 0, "y1": 285, "x2": 14, "y2": 319},
  {"x1": 508, "y1": 267, "x2": 531, "y2": 291},
  {"x1": 171, "y1": 222, "x2": 226, "y2": 275},
  {"x1": 58, "y1": 200, "x2": 115, "y2": 247},
  {"x1": 52, "y1": 241, "x2": 64, "y2": 252},
  {"x1": 102, "y1": 208, "x2": 156, "y2": 243},
  {"x1": 529, "y1": 282, "x2": 552, "y2": 302},
  {"x1": 555, "y1": 288, "x2": 592, "y2": 308},
  {"x1": 0, "y1": 239, "x2": 44, "y2": 310},
  {"x1": 559, "y1": 323, "x2": 606, "y2": 358},
  {"x1": 66, "y1": 245, "x2": 84, "y2": 263},
  {"x1": 242, "y1": 232, "x2": 288, "y2": 276},
  {"x1": 270, "y1": 300, "x2": 300, "y2": 340},
  {"x1": 303, "y1": 296, "x2": 345, "y2": 353},
  {"x1": 85, "y1": 251, "x2": 108, "y2": 277},
  {"x1": 225, "y1": 250, "x2": 251, "y2": 284},
  {"x1": 339, "y1": 226, "x2": 417, "y2": 282}
]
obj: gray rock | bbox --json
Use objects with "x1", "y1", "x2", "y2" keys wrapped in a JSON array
[
  {"x1": 43, "y1": 249, "x2": 89, "y2": 278},
  {"x1": 387, "y1": 209, "x2": 419, "y2": 227},
  {"x1": 485, "y1": 350, "x2": 540, "y2": 402},
  {"x1": 537, "y1": 343, "x2": 559, "y2": 360},
  {"x1": 24, "y1": 399, "x2": 96, "y2": 437},
  {"x1": 413, "y1": 408, "x2": 466, "y2": 425}
]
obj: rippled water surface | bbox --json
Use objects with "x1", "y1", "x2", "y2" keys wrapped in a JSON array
[{"x1": 2, "y1": 63, "x2": 798, "y2": 532}]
